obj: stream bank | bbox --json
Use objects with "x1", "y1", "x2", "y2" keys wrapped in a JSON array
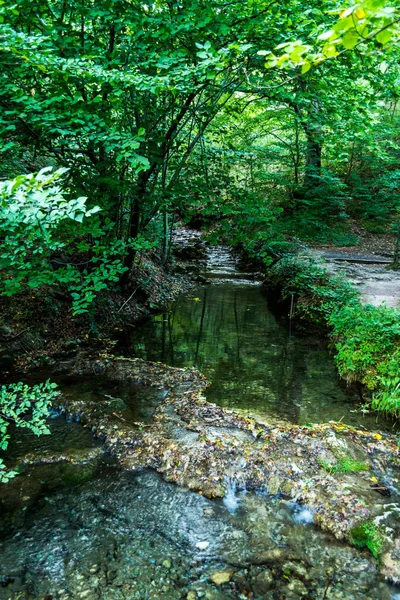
[
  {"x1": 311, "y1": 249, "x2": 400, "y2": 309},
  {"x1": 0, "y1": 245, "x2": 199, "y2": 374},
  {"x1": 54, "y1": 356, "x2": 400, "y2": 578},
  {"x1": 1, "y1": 233, "x2": 400, "y2": 599}
]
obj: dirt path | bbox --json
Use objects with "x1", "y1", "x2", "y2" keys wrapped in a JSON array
[{"x1": 311, "y1": 250, "x2": 400, "y2": 308}]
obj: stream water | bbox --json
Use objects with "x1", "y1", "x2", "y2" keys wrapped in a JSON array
[
  {"x1": 117, "y1": 254, "x2": 396, "y2": 433},
  {"x1": 0, "y1": 245, "x2": 399, "y2": 599}
]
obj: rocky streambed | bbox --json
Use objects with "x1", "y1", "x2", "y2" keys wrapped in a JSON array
[
  {"x1": 2, "y1": 236, "x2": 400, "y2": 599},
  {"x1": 2, "y1": 354, "x2": 399, "y2": 599}
]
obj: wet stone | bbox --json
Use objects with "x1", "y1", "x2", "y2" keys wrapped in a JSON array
[
  {"x1": 2, "y1": 349, "x2": 400, "y2": 599},
  {"x1": 210, "y1": 570, "x2": 234, "y2": 585},
  {"x1": 285, "y1": 579, "x2": 309, "y2": 597},
  {"x1": 162, "y1": 559, "x2": 172, "y2": 569},
  {"x1": 250, "y1": 568, "x2": 274, "y2": 595}
]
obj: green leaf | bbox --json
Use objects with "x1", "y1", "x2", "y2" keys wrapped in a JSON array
[
  {"x1": 342, "y1": 32, "x2": 359, "y2": 49},
  {"x1": 376, "y1": 29, "x2": 392, "y2": 45}
]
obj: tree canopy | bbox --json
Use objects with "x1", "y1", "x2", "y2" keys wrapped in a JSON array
[{"x1": 1, "y1": 0, "x2": 400, "y2": 311}]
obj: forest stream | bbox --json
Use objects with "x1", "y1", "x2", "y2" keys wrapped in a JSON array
[{"x1": 1, "y1": 245, "x2": 400, "y2": 600}]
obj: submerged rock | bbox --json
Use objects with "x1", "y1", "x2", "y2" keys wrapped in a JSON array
[
  {"x1": 210, "y1": 570, "x2": 234, "y2": 585},
  {"x1": 250, "y1": 568, "x2": 274, "y2": 594}
]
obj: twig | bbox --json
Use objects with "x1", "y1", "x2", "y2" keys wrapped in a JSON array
[
  {"x1": 0, "y1": 327, "x2": 31, "y2": 342},
  {"x1": 118, "y1": 287, "x2": 138, "y2": 313}
]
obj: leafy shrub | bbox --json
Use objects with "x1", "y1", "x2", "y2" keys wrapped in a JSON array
[
  {"x1": 318, "y1": 456, "x2": 369, "y2": 474},
  {"x1": 267, "y1": 255, "x2": 359, "y2": 323},
  {"x1": 268, "y1": 254, "x2": 400, "y2": 417},
  {"x1": 0, "y1": 380, "x2": 59, "y2": 482},
  {"x1": 371, "y1": 376, "x2": 400, "y2": 416},
  {"x1": 329, "y1": 304, "x2": 400, "y2": 390},
  {"x1": 350, "y1": 521, "x2": 383, "y2": 559},
  {"x1": 0, "y1": 168, "x2": 160, "y2": 315}
]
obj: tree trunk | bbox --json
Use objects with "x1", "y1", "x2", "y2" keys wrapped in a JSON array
[{"x1": 303, "y1": 122, "x2": 322, "y2": 189}]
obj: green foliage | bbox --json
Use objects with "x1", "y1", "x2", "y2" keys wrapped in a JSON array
[
  {"x1": 279, "y1": 171, "x2": 353, "y2": 243},
  {"x1": 268, "y1": 254, "x2": 400, "y2": 417},
  {"x1": 268, "y1": 255, "x2": 359, "y2": 323},
  {"x1": 0, "y1": 0, "x2": 258, "y2": 252},
  {"x1": 318, "y1": 456, "x2": 370, "y2": 474},
  {"x1": 0, "y1": 380, "x2": 58, "y2": 482},
  {"x1": 0, "y1": 0, "x2": 399, "y2": 330},
  {"x1": 271, "y1": 1, "x2": 399, "y2": 73},
  {"x1": 329, "y1": 304, "x2": 400, "y2": 390},
  {"x1": 176, "y1": 144, "x2": 280, "y2": 260},
  {"x1": 0, "y1": 167, "x2": 134, "y2": 314},
  {"x1": 371, "y1": 376, "x2": 400, "y2": 415},
  {"x1": 350, "y1": 521, "x2": 383, "y2": 559}
]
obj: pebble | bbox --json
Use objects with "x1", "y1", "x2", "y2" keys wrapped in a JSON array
[
  {"x1": 79, "y1": 590, "x2": 94, "y2": 599},
  {"x1": 210, "y1": 570, "x2": 233, "y2": 585},
  {"x1": 196, "y1": 541, "x2": 210, "y2": 550},
  {"x1": 187, "y1": 591, "x2": 197, "y2": 600},
  {"x1": 162, "y1": 559, "x2": 172, "y2": 569},
  {"x1": 89, "y1": 564, "x2": 99, "y2": 574},
  {"x1": 287, "y1": 579, "x2": 308, "y2": 596}
]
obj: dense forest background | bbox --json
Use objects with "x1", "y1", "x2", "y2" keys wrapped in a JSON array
[{"x1": 0, "y1": 0, "x2": 399, "y2": 317}]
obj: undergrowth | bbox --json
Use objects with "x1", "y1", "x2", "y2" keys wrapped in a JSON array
[
  {"x1": 318, "y1": 456, "x2": 369, "y2": 475},
  {"x1": 349, "y1": 521, "x2": 383, "y2": 559},
  {"x1": 266, "y1": 255, "x2": 400, "y2": 417}
]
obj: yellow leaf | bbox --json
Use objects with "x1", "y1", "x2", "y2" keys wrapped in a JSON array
[
  {"x1": 193, "y1": 297, "x2": 200, "y2": 302},
  {"x1": 370, "y1": 477, "x2": 378, "y2": 483},
  {"x1": 373, "y1": 433, "x2": 382, "y2": 440},
  {"x1": 355, "y1": 7, "x2": 366, "y2": 19}
]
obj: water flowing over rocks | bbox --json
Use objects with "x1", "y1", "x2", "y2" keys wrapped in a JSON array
[{"x1": 52, "y1": 354, "x2": 400, "y2": 584}]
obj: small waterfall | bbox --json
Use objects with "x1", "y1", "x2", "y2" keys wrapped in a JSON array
[
  {"x1": 223, "y1": 479, "x2": 241, "y2": 513},
  {"x1": 223, "y1": 467, "x2": 248, "y2": 514},
  {"x1": 202, "y1": 246, "x2": 257, "y2": 283},
  {"x1": 290, "y1": 502, "x2": 314, "y2": 525}
]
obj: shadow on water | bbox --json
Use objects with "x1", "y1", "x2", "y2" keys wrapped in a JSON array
[{"x1": 116, "y1": 283, "x2": 397, "y2": 432}]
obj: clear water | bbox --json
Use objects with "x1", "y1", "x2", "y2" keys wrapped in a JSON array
[
  {"x1": 1, "y1": 248, "x2": 399, "y2": 599},
  {"x1": 119, "y1": 283, "x2": 396, "y2": 432},
  {"x1": 0, "y1": 469, "x2": 397, "y2": 599}
]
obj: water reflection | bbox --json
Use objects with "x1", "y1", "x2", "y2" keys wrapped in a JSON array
[{"x1": 122, "y1": 284, "x2": 396, "y2": 430}]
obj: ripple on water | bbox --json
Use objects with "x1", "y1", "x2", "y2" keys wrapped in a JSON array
[{"x1": 0, "y1": 469, "x2": 398, "y2": 599}]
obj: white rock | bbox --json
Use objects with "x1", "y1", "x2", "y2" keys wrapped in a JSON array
[{"x1": 195, "y1": 541, "x2": 210, "y2": 550}]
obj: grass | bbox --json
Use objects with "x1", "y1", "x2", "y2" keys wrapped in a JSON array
[{"x1": 318, "y1": 456, "x2": 370, "y2": 475}]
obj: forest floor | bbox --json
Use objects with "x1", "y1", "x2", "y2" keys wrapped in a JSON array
[
  {"x1": 312, "y1": 219, "x2": 396, "y2": 257},
  {"x1": 305, "y1": 220, "x2": 400, "y2": 307},
  {"x1": 310, "y1": 248, "x2": 400, "y2": 308}
]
